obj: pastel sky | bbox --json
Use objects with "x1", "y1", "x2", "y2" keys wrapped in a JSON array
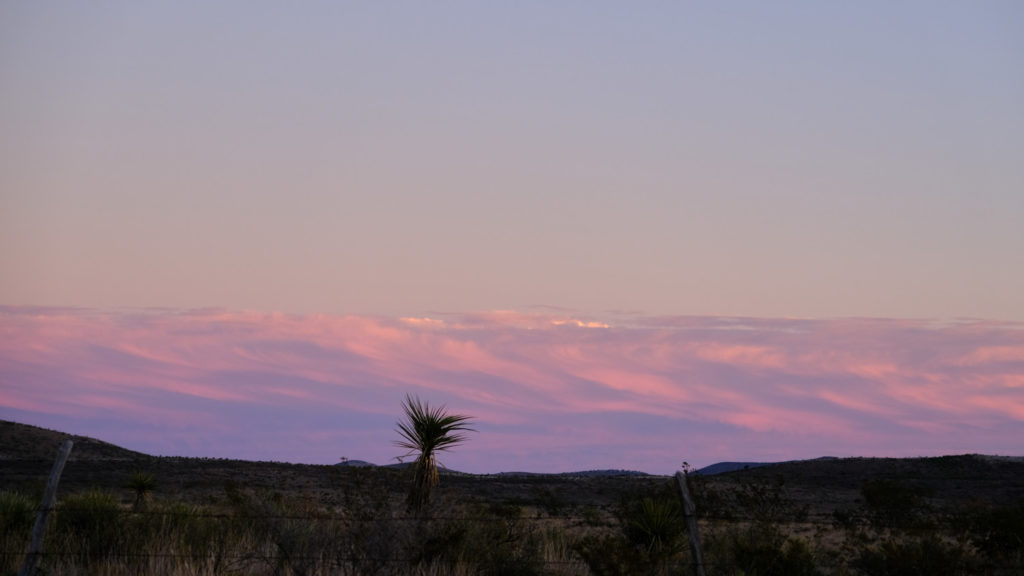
[
  {"x1": 2, "y1": 307, "x2": 1022, "y2": 473},
  {"x1": 1, "y1": 4, "x2": 1022, "y2": 472}
]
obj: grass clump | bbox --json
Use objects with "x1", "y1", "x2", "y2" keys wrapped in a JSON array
[
  {"x1": 0, "y1": 490, "x2": 36, "y2": 573},
  {"x1": 0, "y1": 490, "x2": 35, "y2": 538},
  {"x1": 56, "y1": 488, "x2": 123, "y2": 563}
]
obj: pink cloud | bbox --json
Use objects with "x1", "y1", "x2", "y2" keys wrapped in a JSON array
[
  {"x1": 816, "y1": 390, "x2": 900, "y2": 419},
  {"x1": 957, "y1": 345, "x2": 1024, "y2": 366},
  {"x1": 693, "y1": 343, "x2": 786, "y2": 370},
  {"x1": 1, "y1": 307, "x2": 1022, "y2": 472}
]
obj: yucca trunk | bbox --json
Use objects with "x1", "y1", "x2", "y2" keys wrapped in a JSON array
[{"x1": 408, "y1": 450, "x2": 440, "y2": 510}]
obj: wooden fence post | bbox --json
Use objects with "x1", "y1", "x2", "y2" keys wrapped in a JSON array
[
  {"x1": 674, "y1": 470, "x2": 707, "y2": 576},
  {"x1": 19, "y1": 439, "x2": 73, "y2": 576}
]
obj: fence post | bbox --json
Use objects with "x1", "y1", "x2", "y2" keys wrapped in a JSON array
[
  {"x1": 674, "y1": 470, "x2": 707, "y2": 576},
  {"x1": 19, "y1": 439, "x2": 73, "y2": 576}
]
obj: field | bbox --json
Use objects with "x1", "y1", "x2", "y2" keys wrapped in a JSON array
[{"x1": 3, "y1": 420, "x2": 1023, "y2": 575}]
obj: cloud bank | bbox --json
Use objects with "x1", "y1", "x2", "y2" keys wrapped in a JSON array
[{"x1": 2, "y1": 307, "x2": 1021, "y2": 473}]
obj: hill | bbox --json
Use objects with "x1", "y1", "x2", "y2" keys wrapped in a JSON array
[
  {"x1": 696, "y1": 461, "x2": 773, "y2": 475},
  {"x1": 0, "y1": 420, "x2": 148, "y2": 461},
  {"x1": 3, "y1": 419, "x2": 1023, "y2": 514},
  {"x1": 719, "y1": 452, "x2": 1024, "y2": 511}
]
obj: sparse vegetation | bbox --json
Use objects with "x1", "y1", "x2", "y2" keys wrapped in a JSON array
[
  {"x1": 701, "y1": 473, "x2": 822, "y2": 576},
  {"x1": 859, "y1": 477, "x2": 930, "y2": 531},
  {"x1": 2, "y1": 421, "x2": 1024, "y2": 575}
]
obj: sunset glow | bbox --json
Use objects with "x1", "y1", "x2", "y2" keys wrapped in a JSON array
[{"x1": 2, "y1": 307, "x2": 1021, "y2": 473}]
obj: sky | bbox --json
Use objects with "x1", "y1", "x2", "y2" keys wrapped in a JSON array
[{"x1": 1, "y1": 3, "x2": 1022, "y2": 473}]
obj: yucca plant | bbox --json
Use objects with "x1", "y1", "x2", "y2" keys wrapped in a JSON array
[
  {"x1": 625, "y1": 496, "x2": 684, "y2": 557},
  {"x1": 127, "y1": 470, "x2": 156, "y2": 511},
  {"x1": 395, "y1": 394, "x2": 475, "y2": 511}
]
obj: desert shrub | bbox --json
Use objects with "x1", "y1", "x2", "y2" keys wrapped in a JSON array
[
  {"x1": 731, "y1": 474, "x2": 807, "y2": 525},
  {"x1": 704, "y1": 472, "x2": 821, "y2": 576},
  {"x1": 158, "y1": 501, "x2": 241, "y2": 569},
  {"x1": 859, "y1": 478, "x2": 930, "y2": 531},
  {"x1": 405, "y1": 514, "x2": 468, "y2": 567},
  {"x1": 962, "y1": 498, "x2": 1024, "y2": 567},
  {"x1": 223, "y1": 478, "x2": 247, "y2": 507},
  {"x1": 266, "y1": 517, "x2": 328, "y2": 575},
  {"x1": 55, "y1": 488, "x2": 124, "y2": 563},
  {"x1": 831, "y1": 506, "x2": 863, "y2": 531},
  {"x1": 852, "y1": 534, "x2": 979, "y2": 576},
  {"x1": 533, "y1": 487, "x2": 567, "y2": 516},
  {"x1": 407, "y1": 502, "x2": 546, "y2": 576},
  {"x1": 223, "y1": 486, "x2": 346, "y2": 575},
  {"x1": 575, "y1": 485, "x2": 690, "y2": 576},
  {"x1": 470, "y1": 507, "x2": 546, "y2": 576},
  {"x1": 334, "y1": 466, "x2": 404, "y2": 575},
  {"x1": 726, "y1": 525, "x2": 822, "y2": 576},
  {"x1": 581, "y1": 505, "x2": 606, "y2": 526},
  {"x1": 574, "y1": 533, "x2": 648, "y2": 576}
]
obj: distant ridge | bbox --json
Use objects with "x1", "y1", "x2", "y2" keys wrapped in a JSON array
[
  {"x1": 696, "y1": 457, "x2": 839, "y2": 476},
  {"x1": 335, "y1": 459, "x2": 376, "y2": 468},
  {"x1": 336, "y1": 459, "x2": 651, "y2": 477},
  {"x1": 0, "y1": 419, "x2": 769, "y2": 477},
  {"x1": 695, "y1": 461, "x2": 773, "y2": 475},
  {"x1": 494, "y1": 469, "x2": 650, "y2": 478},
  {"x1": 5, "y1": 421, "x2": 1018, "y2": 487}
]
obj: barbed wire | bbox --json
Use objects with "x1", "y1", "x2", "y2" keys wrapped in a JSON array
[
  {"x1": 14, "y1": 505, "x2": 846, "y2": 525},
  {"x1": 11, "y1": 507, "x2": 852, "y2": 528},
  {"x1": 0, "y1": 548, "x2": 725, "y2": 569},
  {"x1": 8, "y1": 507, "x2": 618, "y2": 522}
]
